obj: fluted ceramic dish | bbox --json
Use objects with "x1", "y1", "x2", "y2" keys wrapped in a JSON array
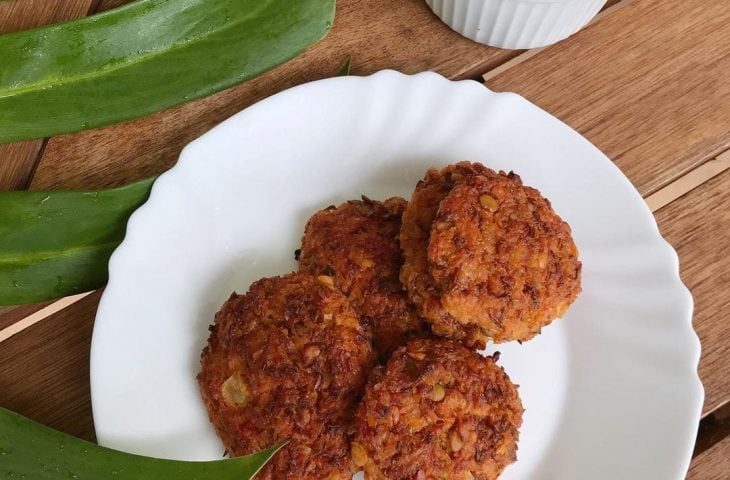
[
  {"x1": 426, "y1": 0, "x2": 607, "y2": 49},
  {"x1": 91, "y1": 71, "x2": 703, "y2": 479}
]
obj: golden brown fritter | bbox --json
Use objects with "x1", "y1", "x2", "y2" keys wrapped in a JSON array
[
  {"x1": 299, "y1": 197, "x2": 429, "y2": 363},
  {"x1": 400, "y1": 162, "x2": 581, "y2": 348},
  {"x1": 429, "y1": 174, "x2": 581, "y2": 344},
  {"x1": 198, "y1": 273, "x2": 375, "y2": 480},
  {"x1": 353, "y1": 339, "x2": 523, "y2": 480}
]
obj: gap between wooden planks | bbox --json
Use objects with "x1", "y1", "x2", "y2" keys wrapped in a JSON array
[
  {"x1": 1, "y1": 147, "x2": 727, "y2": 344},
  {"x1": 646, "y1": 151, "x2": 730, "y2": 212},
  {"x1": 0, "y1": 292, "x2": 93, "y2": 343}
]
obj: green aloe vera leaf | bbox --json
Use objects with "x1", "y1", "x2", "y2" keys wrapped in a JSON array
[
  {"x1": 0, "y1": 177, "x2": 154, "y2": 305},
  {"x1": 0, "y1": 0, "x2": 335, "y2": 143},
  {"x1": 0, "y1": 406, "x2": 283, "y2": 480}
]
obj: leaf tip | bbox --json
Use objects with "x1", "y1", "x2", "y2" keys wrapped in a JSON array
[{"x1": 337, "y1": 57, "x2": 352, "y2": 77}]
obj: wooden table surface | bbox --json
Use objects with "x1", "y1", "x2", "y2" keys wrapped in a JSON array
[{"x1": 1, "y1": 0, "x2": 728, "y2": 478}]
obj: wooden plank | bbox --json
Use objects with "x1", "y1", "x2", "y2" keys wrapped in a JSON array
[
  {"x1": 95, "y1": 0, "x2": 131, "y2": 11},
  {"x1": 0, "y1": 292, "x2": 94, "y2": 343},
  {"x1": 0, "y1": 140, "x2": 44, "y2": 191},
  {"x1": 687, "y1": 427, "x2": 729, "y2": 479},
  {"x1": 485, "y1": 0, "x2": 730, "y2": 197},
  {"x1": 693, "y1": 404, "x2": 730, "y2": 460},
  {"x1": 0, "y1": 301, "x2": 52, "y2": 331},
  {"x1": 0, "y1": 0, "x2": 95, "y2": 191},
  {"x1": 28, "y1": 0, "x2": 523, "y2": 190},
  {"x1": 686, "y1": 404, "x2": 730, "y2": 478},
  {"x1": 656, "y1": 170, "x2": 730, "y2": 417},
  {"x1": 0, "y1": 0, "x2": 93, "y2": 32},
  {"x1": 646, "y1": 151, "x2": 730, "y2": 212},
  {"x1": 0, "y1": 290, "x2": 101, "y2": 441},
  {"x1": 482, "y1": 0, "x2": 629, "y2": 83}
]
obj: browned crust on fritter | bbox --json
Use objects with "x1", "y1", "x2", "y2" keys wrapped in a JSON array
[
  {"x1": 299, "y1": 197, "x2": 430, "y2": 362},
  {"x1": 399, "y1": 162, "x2": 502, "y2": 348},
  {"x1": 400, "y1": 162, "x2": 581, "y2": 347},
  {"x1": 198, "y1": 273, "x2": 375, "y2": 480},
  {"x1": 353, "y1": 339, "x2": 523, "y2": 480},
  {"x1": 428, "y1": 174, "x2": 582, "y2": 343}
]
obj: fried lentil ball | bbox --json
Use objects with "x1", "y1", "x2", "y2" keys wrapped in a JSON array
[
  {"x1": 429, "y1": 174, "x2": 581, "y2": 344},
  {"x1": 198, "y1": 273, "x2": 375, "y2": 480},
  {"x1": 400, "y1": 162, "x2": 581, "y2": 348},
  {"x1": 299, "y1": 197, "x2": 430, "y2": 363},
  {"x1": 353, "y1": 339, "x2": 523, "y2": 480}
]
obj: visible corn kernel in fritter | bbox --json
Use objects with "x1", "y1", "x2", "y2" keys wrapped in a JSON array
[
  {"x1": 198, "y1": 273, "x2": 375, "y2": 480},
  {"x1": 299, "y1": 197, "x2": 430, "y2": 362},
  {"x1": 400, "y1": 162, "x2": 581, "y2": 348}
]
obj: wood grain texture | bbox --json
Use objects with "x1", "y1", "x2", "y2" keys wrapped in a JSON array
[
  {"x1": 0, "y1": 292, "x2": 94, "y2": 343},
  {"x1": 0, "y1": 140, "x2": 43, "y2": 190},
  {"x1": 0, "y1": 0, "x2": 93, "y2": 32},
  {"x1": 0, "y1": 0, "x2": 95, "y2": 191},
  {"x1": 0, "y1": 290, "x2": 100, "y2": 441},
  {"x1": 686, "y1": 409, "x2": 730, "y2": 478},
  {"x1": 95, "y1": 0, "x2": 131, "y2": 12},
  {"x1": 656, "y1": 170, "x2": 730, "y2": 417},
  {"x1": 485, "y1": 0, "x2": 730, "y2": 197},
  {"x1": 29, "y1": 0, "x2": 518, "y2": 190},
  {"x1": 482, "y1": 0, "x2": 629, "y2": 83},
  {"x1": 693, "y1": 405, "x2": 730, "y2": 459},
  {"x1": 0, "y1": 301, "x2": 52, "y2": 331},
  {"x1": 687, "y1": 435, "x2": 729, "y2": 480},
  {"x1": 646, "y1": 151, "x2": 730, "y2": 212}
]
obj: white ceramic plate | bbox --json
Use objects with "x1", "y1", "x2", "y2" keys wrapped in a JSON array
[{"x1": 91, "y1": 71, "x2": 703, "y2": 479}]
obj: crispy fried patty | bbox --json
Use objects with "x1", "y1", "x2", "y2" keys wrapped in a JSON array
[
  {"x1": 198, "y1": 273, "x2": 375, "y2": 480},
  {"x1": 353, "y1": 339, "x2": 523, "y2": 480},
  {"x1": 299, "y1": 197, "x2": 429, "y2": 362},
  {"x1": 400, "y1": 162, "x2": 581, "y2": 347}
]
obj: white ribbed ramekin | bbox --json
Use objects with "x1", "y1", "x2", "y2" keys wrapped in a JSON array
[{"x1": 426, "y1": 0, "x2": 607, "y2": 49}]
